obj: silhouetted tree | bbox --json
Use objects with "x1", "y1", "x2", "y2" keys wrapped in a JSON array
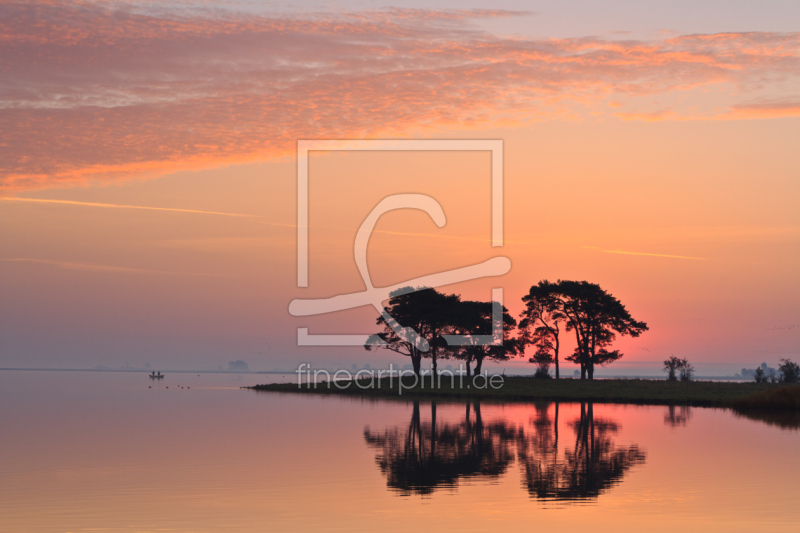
[
  {"x1": 520, "y1": 281, "x2": 566, "y2": 378},
  {"x1": 365, "y1": 287, "x2": 460, "y2": 376},
  {"x1": 779, "y1": 358, "x2": 800, "y2": 383},
  {"x1": 663, "y1": 356, "x2": 693, "y2": 381},
  {"x1": 520, "y1": 280, "x2": 648, "y2": 379},
  {"x1": 662, "y1": 356, "x2": 682, "y2": 381},
  {"x1": 447, "y1": 300, "x2": 519, "y2": 376},
  {"x1": 679, "y1": 358, "x2": 694, "y2": 381}
]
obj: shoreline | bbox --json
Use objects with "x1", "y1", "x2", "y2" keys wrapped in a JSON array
[{"x1": 248, "y1": 376, "x2": 800, "y2": 408}]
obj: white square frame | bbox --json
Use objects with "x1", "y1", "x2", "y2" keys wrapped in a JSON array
[
  {"x1": 297, "y1": 139, "x2": 503, "y2": 287},
  {"x1": 295, "y1": 139, "x2": 504, "y2": 346}
]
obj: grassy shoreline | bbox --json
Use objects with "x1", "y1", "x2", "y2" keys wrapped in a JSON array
[{"x1": 248, "y1": 376, "x2": 800, "y2": 408}]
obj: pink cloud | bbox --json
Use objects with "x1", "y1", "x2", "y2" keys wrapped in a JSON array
[
  {"x1": 724, "y1": 101, "x2": 800, "y2": 119},
  {"x1": 615, "y1": 109, "x2": 674, "y2": 122},
  {"x1": 1, "y1": 2, "x2": 799, "y2": 191}
]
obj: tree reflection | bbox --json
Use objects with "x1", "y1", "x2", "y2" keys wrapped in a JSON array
[
  {"x1": 517, "y1": 402, "x2": 646, "y2": 500},
  {"x1": 664, "y1": 405, "x2": 692, "y2": 427},
  {"x1": 363, "y1": 401, "x2": 518, "y2": 495},
  {"x1": 364, "y1": 401, "x2": 646, "y2": 501}
]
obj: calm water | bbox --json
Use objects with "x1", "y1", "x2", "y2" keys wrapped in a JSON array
[{"x1": 1, "y1": 371, "x2": 798, "y2": 532}]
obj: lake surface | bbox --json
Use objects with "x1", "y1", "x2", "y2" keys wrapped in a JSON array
[{"x1": 1, "y1": 371, "x2": 798, "y2": 532}]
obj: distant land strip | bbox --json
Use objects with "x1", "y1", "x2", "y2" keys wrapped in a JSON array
[
  {"x1": 249, "y1": 376, "x2": 800, "y2": 409},
  {"x1": 0, "y1": 368, "x2": 293, "y2": 374}
]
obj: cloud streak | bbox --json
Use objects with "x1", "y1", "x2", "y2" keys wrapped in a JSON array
[{"x1": 1, "y1": 2, "x2": 799, "y2": 192}]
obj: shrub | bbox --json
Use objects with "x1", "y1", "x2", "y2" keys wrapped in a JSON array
[
  {"x1": 529, "y1": 350, "x2": 553, "y2": 379},
  {"x1": 730, "y1": 385, "x2": 800, "y2": 411}
]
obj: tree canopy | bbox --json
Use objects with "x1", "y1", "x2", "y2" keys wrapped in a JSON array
[
  {"x1": 520, "y1": 280, "x2": 648, "y2": 379},
  {"x1": 365, "y1": 287, "x2": 461, "y2": 375},
  {"x1": 446, "y1": 299, "x2": 519, "y2": 376}
]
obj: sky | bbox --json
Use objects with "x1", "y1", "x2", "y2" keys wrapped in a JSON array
[{"x1": 1, "y1": 0, "x2": 799, "y2": 374}]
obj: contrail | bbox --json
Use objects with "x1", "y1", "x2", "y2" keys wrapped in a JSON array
[
  {"x1": 1, "y1": 197, "x2": 261, "y2": 219},
  {"x1": 0, "y1": 258, "x2": 231, "y2": 277},
  {"x1": 2, "y1": 197, "x2": 522, "y2": 242},
  {"x1": 601, "y1": 249, "x2": 705, "y2": 260},
  {"x1": 371, "y1": 229, "x2": 530, "y2": 245}
]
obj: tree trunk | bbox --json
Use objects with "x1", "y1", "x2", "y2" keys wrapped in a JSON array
[
  {"x1": 554, "y1": 402, "x2": 559, "y2": 448},
  {"x1": 587, "y1": 361, "x2": 594, "y2": 380},
  {"x1": 412, "y1": 401, "x2": 422, "y2": 456},
  {"x1": 475, "y1": 357, "x2": 483, "y2": 375},
  {"x1": 411, "y1": 401, "x2": 421, "y2": 448},
  {"x1": 430, "y1": 401, "x2": 437, "y2": 457},
  {"x1": 412, "y1": 356, "x2": 421, "y2": 376},
  {"x1": 588, "y1": 402, "x2": 595, "y2": 460},
  {"x1": 554, "y1": 335, "x2": 560, "y2": 379},
  {"x1": 474, "y1": 402, "x2": 483, "y2": 449}
]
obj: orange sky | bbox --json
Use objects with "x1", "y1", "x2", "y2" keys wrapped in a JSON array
[{"x1": 0, "y1": 2, "x2": 798, "y2": 374}]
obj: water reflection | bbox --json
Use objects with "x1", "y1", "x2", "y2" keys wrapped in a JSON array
[
  {"x1": 664, "y1": 405, "x2": 693, "y2": 427},
  {"x1": 517, "y1": 402, "x2": 646, "y2": 501},
  {"x1": 364, "y1": 401, "x2": 518, "y2": 495},
  {"x1": 364, "y1": 401, "x2": 646, "y2": 501}
]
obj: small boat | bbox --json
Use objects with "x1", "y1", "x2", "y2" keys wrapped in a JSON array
[{"x1": 149, "y1": 371, "x2": 164, "y2": 380}]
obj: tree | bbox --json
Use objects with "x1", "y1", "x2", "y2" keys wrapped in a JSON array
[
  {"x1": 679, "y1": 358, "x2": 694, "y2": 381},
  {"x1": 558, "y1": 281, "x2": 648, "y2": 379},
  {"x1": 662, "y1": 356, "x2": 682, "y2": 381},
  {"x1": 447, "y1": 300, "x2": 518, "y2": 377},
  {"x1": 520, "y1": 280, "x2": 648, "y2": 380},
  {"x1": 754, "y1": 366, "x2": 767, "y2": 383},
  {"x1": 519, "y1": 281, "x2": 565, "y2": 378},
  {"x1": 662, "y1": 356, "x2": 693, "y2": 381},
  {"x1": 779, "y1": 358, "x2": 800, "y2": 383},
  {"x1": 365, "y1": 287, "x2": 461, "y2": 376}
]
